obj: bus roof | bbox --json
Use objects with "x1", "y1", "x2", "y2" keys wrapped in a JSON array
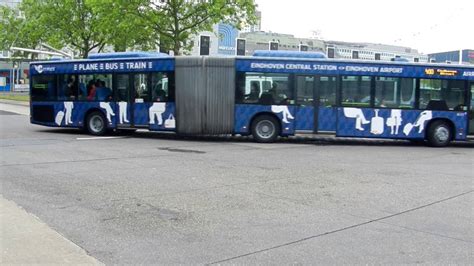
[
  {"x1": 252, "y1": 50, "x2": 327, "y2": 59},
  {"x1": 87, "y1": 51, "x2": 171, "y2": 60},
  {"x1": 236, "y1": 55, "x2": 474, "y2": 80}
]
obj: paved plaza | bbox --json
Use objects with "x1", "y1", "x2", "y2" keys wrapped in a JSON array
[{"x1": 1, "y1": 103, "x2": 473, "y2": 264}]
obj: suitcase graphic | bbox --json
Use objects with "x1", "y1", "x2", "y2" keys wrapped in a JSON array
[
  {"x1": 370, "y1": 110, "x2": 384, "y2": 135},
  {"x1": 55, "y1": 111, "x2": 65, "y2": 126},
  {"x1": 164, "y1": 114, "x2": 175, "y2": 129},
  {"x1": 403, "y1": 123, "x2": 414, "y2": 136}
]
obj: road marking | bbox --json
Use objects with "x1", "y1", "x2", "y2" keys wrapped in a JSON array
[{"x1": 76, "y1": 136, "x2": 126, "y2": 140}]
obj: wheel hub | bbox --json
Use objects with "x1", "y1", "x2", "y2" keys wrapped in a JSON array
[
  {"x1": 90, "y1": 116, "x2": 104, "y2": 132},
  {"x1": 256, "y1": 120, "x2": 275, "y2": 139},
  {"x1": 435, "y1": 127, "x2": 449, "y2": 142}
]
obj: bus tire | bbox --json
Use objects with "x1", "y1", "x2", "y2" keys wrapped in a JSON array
[
  {"x1": 426, "y1": 120, "x2": 452, "y2": 147},
  {"x1": 86, "y1": 111, "x2": 107, "y2": 136},
  {"x1": 251, "y1": 114, "x2": 280, "y2": 143}
]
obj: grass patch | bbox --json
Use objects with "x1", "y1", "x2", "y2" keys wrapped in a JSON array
[{"x1": 0, "y1": 94, "x2": 30, "y2": 102}]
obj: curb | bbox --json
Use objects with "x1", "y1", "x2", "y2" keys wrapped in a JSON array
[{"x1": 0, "y1": 196, "x2": 103, "y2": 265}]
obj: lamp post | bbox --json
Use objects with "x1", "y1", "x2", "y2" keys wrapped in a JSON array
[{"x1": 11, "y1": 62, "x2": 18, "y2": 92}]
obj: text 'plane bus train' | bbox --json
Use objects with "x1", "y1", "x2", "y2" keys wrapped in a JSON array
[{"x1": 29, "y1": 51, "x2": 474, "y2": 147}]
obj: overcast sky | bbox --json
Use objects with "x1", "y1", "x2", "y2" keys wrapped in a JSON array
[{"x1": 255, "y1": 0, "x2": 472, "y2": 54}]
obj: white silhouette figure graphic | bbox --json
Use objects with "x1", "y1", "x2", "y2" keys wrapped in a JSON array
[
  {"x1": 403, "y1": 111, "x2": 433, "y2": 136},
  {"x1": 64, "y1": 101, "x2": 74, "y2": 125},
  {"x1": 413, "y1": 111, "x2": 433, "y2": 133},
  {"x1": 118, "y1": 101, "x2": 129, "y2": 124},
  {"x1": 343, "y1": 108, "x2": 370, "y2": 131},
  {"x1": 271, "y1": 105, "x2": 294, "y2": 123},
  {"x1": 99, "y1": 102, "x2": 115, "y2": 124},
  {"x1": 386, "y1": 109, "x2": 402, "y2": 134},
  {"x1": 149, "y1": 102, "x2": 166, "y2": 125}
]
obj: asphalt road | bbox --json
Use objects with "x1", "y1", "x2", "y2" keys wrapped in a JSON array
[{"x1": 1, "y1": 109, "x2": 473, "y2": 264}]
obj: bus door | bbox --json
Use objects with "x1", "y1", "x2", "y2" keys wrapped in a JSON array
[
  {"x1": 114, "y1": 73, "x2": 133, "y2": 127},
  {"x1": 294, "y1": 75, "x2": 316, "y2": 132},
  {"x1": 469, "y1": 82, "x2": 474, "y2": 134},
  {"x1": 114, "y1": 73, "x2": 150, "y2": 127},
  {"x1": 315, "y1": 76, "x2": 338, "y2": 132},
  {"x1": 294, "y1": 75, "x2": 338, "y2": 133},
  {"x1": 131, "y1": 73, "x2": 151, "y2": 127}
]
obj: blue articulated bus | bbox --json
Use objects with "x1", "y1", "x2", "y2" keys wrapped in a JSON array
[{"x1": 30, "y1": 51, "x2": 474, "y2": 146}]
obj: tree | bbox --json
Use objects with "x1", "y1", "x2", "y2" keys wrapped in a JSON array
[
  {"x1": 1, "y1": 0, "x2": 152, "y2": 58},
  {"x1": 88, "y1": 0, "x2": 157, "y2": 52},
  {"x1": 33, "y1": 0, "x2": 110, "y2": 58},
  {"x1": 0, "y1": 0, "x2": 104, "y2": 58},
  {"x1": 1, "y1": 0, "x2": 257, "y2": 58},
  {"x1": 0, "y1": 6, "x2": 24, "y2": 53},
  {"x1": 121, "y1": 0, "x2": 257, "y2": 55},
  {"x1": 0, "y1": 3, "x2": 52, "y2": 59}
]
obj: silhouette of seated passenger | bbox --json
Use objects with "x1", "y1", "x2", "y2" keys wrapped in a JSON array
[
  {"x1": 258, "y1": 93, "x2": 274, "y2": 105},
  {"x1": 95, "y1": 80, "x2": 112, "y2": 101},
  {"x1": 245, "y1": 84, "x2": 260, "y2": 103}
]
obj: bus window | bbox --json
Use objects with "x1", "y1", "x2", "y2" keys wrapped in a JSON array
[
  {"x1": 262, "y1": 80, "x2": 272, "y2": 92},
  {"x1": 469, "y1": 83, "x2": 474, "y2": 134},
  {"x1": 420, "y1": 79, "x2": 442, "y2": 109},
  {"x1": 237, "y1": 72, "x2": 292, "y2": 105},
  {"x1": 318, "y1": 76, "x2": 337, "y2": 107},
  {"x1": 399, "y1": 78, "x2": 416, "y2": 108},
  {"x1": 341, "y1": 76, "x2": 371, "y2": 107},
  {"x1": 134, "y1": 74, "x2": 149, "y2": 103},
  {"x1": 115, "y1": 74, "x2": 130, "y2": 102},
  {"x1": 445, "y1": 80, "x2": 466, "y2": 110},
  {"x1": 375, "y1": 77, "x2": 397, "y2": 107},
  {"x1": 77, "y1": 74, "x2": 113, "y2": 101},
  {"x1": 95, "y1": 75, "x2": 113, "y2": 101},
  {"x1": 31, "y1": 75, "x2": 56, "y2": 101},
  {"x1": 374, "y1": 77, "x2": 416, "y2": 108},
  {"x1": 296, "y1": 76, "x2": 313, "y2": 106},
  {"x1": 58, "y1": 74, "x2": 78, "y2": 100},
  {"x1": 420, "y1": 79, "x2": 465, "y2": 110},
  {"x1": 151, "y1": 72, "x2": 171, "y2": 102},
  {"x1": 78, "y1": 75, "x2": 93, "y2": 101}
]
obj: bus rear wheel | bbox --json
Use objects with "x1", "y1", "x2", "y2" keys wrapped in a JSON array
[
  {"x1": 86, "y1": 111, "x2": 107, "y2": 136},
  {"x1": 426, "y1": 120, "x2": 452, "y2": 147},
  {"x1": 251, "y1": 115, "x2": 280, "y2": 143}
]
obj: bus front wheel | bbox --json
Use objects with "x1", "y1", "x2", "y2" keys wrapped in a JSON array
[
  {"x1": 251, "y1": 115, "x2": 280, "y2": 143},
  {"x1": 426, "y1": 120, "x2": 452, "y2": 147},
  {"x1": 86, "y1": 111, "x2": 107, "y2": 136}
]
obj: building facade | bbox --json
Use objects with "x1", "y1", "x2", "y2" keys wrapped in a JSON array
[
  {"x1": 239, "y1": 31, "x2": 326, "y2": 55},
  {"x1": 242, "y1": 10, "x2": 262, "y2": 33},
  {"x1": 189, "y1": 23, "x2": 240, "y2": 56},
  {"x1": 428, "y1": 50, "x2": 474, "y2": 65},
  {"x1": 325, "y1": 41, "x2": 429, "y2": 62}
]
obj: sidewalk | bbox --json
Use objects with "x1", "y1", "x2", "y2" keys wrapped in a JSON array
[
  {"x1": 0, "y1": 195, "x2": 103, "y2": 265},
  {"x1": 0, "y1": 100, "x2": 29, "y2": 116}
]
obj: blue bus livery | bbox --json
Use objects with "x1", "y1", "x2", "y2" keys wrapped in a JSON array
[{"x1": 30, "y1": 51, "x2": 474, "y2": 146}]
